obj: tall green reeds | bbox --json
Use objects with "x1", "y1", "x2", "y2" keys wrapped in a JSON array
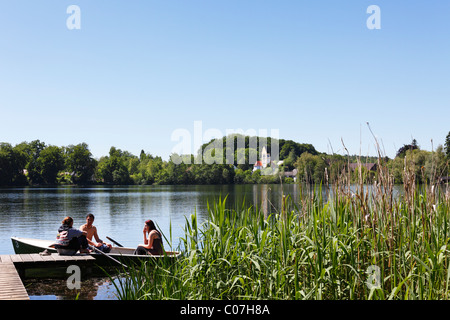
[{"x1": 112, "y1": 158, "x2": 450, "y2": 300}]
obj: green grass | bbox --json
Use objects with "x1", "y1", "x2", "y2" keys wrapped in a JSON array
[{"x1": 111, "y1": 161, "x2": 450, "y2": 300}]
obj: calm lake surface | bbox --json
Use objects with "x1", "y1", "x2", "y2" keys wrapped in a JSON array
[
  {"x1": 0, "y1": 184, "x2": 307, "y2": 299},
  {"x1": 0, "y1": 183, "x2": 419, "y2": 299},
  {"x1": 0, "y1": 184, "x2": 308, "y2": 254}
]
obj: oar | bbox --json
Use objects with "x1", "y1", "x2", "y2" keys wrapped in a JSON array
[
  {"x1": 88, "y1": 245, "x2": 128, "y2": 269},
  {"x1": 106, "y1": 236, "x2": 124, "y2": 248}
]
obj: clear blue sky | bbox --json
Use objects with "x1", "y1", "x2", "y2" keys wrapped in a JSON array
[{"x1": 1, "y1": 1, "x2": 449, "y2": 160}]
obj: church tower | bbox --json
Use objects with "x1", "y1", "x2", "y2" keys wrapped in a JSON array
[{"x1": 261, "y1": 146, "x2": 271, "y2": 168}]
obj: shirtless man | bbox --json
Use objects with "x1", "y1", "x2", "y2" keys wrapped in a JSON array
[{"x1": 80, "y1": 214, "x2": 112, "y2": 253}]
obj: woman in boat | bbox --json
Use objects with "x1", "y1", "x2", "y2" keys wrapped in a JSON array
[
  {"x1": 55, "y1": 216, "x2": 90, "y2": 254},
  {"x1": 134, "y1": 219, "x2": 164, "y2": 255}
]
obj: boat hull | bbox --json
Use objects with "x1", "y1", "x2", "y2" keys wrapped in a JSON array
[
  {"x1": 11, "y1": 237, "x2": 57, "y2": 255},
  {"x1": 11, "y1": 237, "x2": 181, "y2": 267}
]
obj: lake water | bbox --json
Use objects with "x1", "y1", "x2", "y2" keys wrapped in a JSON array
[
  {"x1": 1, "y1": 183, "x2": 428, "y2": 299},
  {"x1": 0, "y1": 184, "x2": 304, "y2": 299},
  {"x1": 0, "y1": 184, "x2": 307, "y2": 254}
]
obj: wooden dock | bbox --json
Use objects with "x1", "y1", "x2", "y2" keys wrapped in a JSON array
[
  {"x1": 0, "y1": 253, "x2": 96, "y2": 300},
  {"x1": 0, "y1": 261, "x2": 29, "y2": 300}
]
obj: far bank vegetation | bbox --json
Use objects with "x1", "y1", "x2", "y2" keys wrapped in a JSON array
[{"x1": 0, "y1": 133, "x2": 449, "y2": 186}]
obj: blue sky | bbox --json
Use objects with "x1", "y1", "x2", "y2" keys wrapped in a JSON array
[{"x1": 1, "y1": 1, "x2": 449, "y2": 160}]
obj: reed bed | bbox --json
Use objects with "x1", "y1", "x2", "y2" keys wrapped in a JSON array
[{"x1": 112, "y1": 159, "x2": 450, "y2": 300}]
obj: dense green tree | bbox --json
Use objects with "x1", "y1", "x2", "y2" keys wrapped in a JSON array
[
  {"x1": 326, "y1": 154, "x2": 347, "y2": 183},
  {"x1": 160, "y1": 159, "x2": 193, "y2": 185},
  {"x1": 0, "y1": 143, "x2": 28, "y2": 185},
  {"x1": 64, "y1": 143, "x2": 97, "y2": 184},
  {"x1": 200, "y1": 134, "x2": 318, "y2": 168},
  {"x1": 221, "y1": 167, "x2": 234, "y2": 184},
  {"x1": 294, "y1": 152, "x2": 326, "y2": 183},
  {"x1": 37, "y1": 145, "x2": 65, "y2": 185},
  {"x1": 396, "y1": 139, "x2": 419, "y2": 158},
  {"x1": 128, "y1": 157, "x2": 140, "y2": 177},
  {"x1": 22, "y1": 140, "x2": 46, "y2": 184},
  {"x1": 445, "y1": 131, "x2": 450, "y2": 159},
  {"x1": 425, "y1": 145, "x2": 448, "y2": 181},
  {"x1": 189, "y1": 163, "x2": 232, "y2": 185},
  {"x1": 391, "y1": 148, "x2": 444, "y2": 184},
  {"x1": 95, "y1": 147, "x2": 133, "y2": 185},
  {"x1": 281, "y1": 149, "x2": 297, "y2": 170},
  {"x1": 233, "y1": 168, "x2": 245, "y2": 184},
  {"x1": 279, "y1": 139, "x2": 318, "y2": 160},
  {"x1": 235, "y1": 148, "x2": 257, "y2": 171},
  {"x1": 251, "y1": 169, "x2": 261, "y2": 184},
  {"x1": 132, "y1": 154, "x2": 165, "y2": 185}
]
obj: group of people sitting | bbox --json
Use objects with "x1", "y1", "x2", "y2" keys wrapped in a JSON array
[{"x1": 53, "y1": 214, "x2": 163, "y2": 256}]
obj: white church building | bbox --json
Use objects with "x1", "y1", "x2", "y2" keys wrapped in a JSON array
[{"x1": 253, "y1": 146, "x2": 271, "y2": 171}]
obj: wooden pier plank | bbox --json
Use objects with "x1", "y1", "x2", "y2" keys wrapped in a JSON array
[
  {"x1": 0, "y1": 255, "x2": 12, "y2": 263},
  {"x1": 10, "y1": 254, "x2": 23, "y2": 263},
  {"x1": 49, "y1": 254, "x2": 71, "y2": 262},
  {"x1": 0, "y1": 262, "x2": 29, "y2": 300},
  {"x1": 39, "y1": 254, "x2": 56, "y2": 262},
  {"x1": 30, "y1": 253, "x2": 45, "y2": 262},
  {"x1": 0, "y1": 253, "x2": 96, "y2": 300},
  {"x1": 19, "y1": 254, "x2": 34, "y2": 262}
]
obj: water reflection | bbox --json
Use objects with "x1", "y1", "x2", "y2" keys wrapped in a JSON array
[{"x1": 24, "y1": 277, "x2": 118, "y2": 300}]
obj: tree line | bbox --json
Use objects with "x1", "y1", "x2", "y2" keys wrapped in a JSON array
[
  {"x1": 295, "y1": 136, "x2": 450, "y2": 185},
  {"x1": 0, "y1": 132, "x2": 449, "y2": 186}
]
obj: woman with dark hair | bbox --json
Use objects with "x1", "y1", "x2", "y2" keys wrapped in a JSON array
[
  {"x1": 55, "y1": 216, "x2": 90, "y2": 255},
  {"x1": 134, "y1": 219, "x2": 164, "y2": 255}
]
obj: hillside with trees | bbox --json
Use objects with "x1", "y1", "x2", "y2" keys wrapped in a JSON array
[{"x1": 0, "y1": 133, "x2": 449, "y2": 186}]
